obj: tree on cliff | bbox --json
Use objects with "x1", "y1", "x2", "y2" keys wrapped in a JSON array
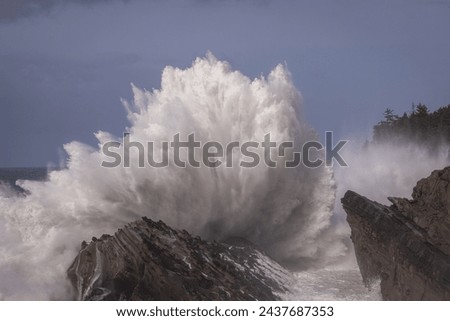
[{"x1": 372, "y1": 103, "x2": 450, "y2": 147}]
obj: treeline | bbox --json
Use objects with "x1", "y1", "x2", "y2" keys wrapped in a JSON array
[{"x1": 372, "y1": 103, "x2": 450, "y2": 146}]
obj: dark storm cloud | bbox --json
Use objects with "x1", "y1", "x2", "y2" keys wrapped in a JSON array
[{"x1": 0, "y1": 0, "x2": 128, "y2": 21}]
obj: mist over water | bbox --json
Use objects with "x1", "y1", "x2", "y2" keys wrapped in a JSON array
[
  {"x1": 336, "y1": 140, "x2": 449, "y2": 206},
  {"x1": 0, "y1": 54, "x2": 448, "y2": 300}
]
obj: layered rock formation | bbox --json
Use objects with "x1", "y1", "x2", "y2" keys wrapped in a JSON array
[
  {"x1": 67, "y1": 217, "x2": 292, "y2": 300},
  {"x1": 342, "y1": 166, "x2": 450, "y2": 300}
]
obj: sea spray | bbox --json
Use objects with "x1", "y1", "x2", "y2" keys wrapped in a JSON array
[
  {"x1": 335, "y1": 140, "x2": 450, "y2": 206},
  {"x1": 0, "y1": 54, "x2": 342, "y2": 299},
  {"x1": 330, "y1": 138, "x2": 450, "y2": 270}
]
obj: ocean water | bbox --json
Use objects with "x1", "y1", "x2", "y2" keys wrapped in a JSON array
[
  {"x1": 286, "y1": 269, "x2": 381, "y2": 300},
  {"x1": 0, "y1": 168, "x2": 49, "y2": 193},
  {"x1": 0, "y1": 167, "x2": 380, "y2": 300},
  {"x1": 0, "y1": 54, "x2": 447, "y2": 300}
]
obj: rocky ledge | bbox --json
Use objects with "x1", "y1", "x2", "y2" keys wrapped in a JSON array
[
  {"x1": 67, "y1": 217, "x2": 292, "y2": 300},
  {"x1": 342, "y1": 166, "x2": 450, "y2": 300}
]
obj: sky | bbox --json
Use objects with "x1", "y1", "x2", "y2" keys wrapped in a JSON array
[{"x1": 1, "y1": 0, "x2": 449, "y2": 167}]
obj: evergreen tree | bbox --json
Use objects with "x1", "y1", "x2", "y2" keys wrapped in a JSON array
[
  {"x1": 371, "y1": 103, "x2": 450, "y2": 148},
  {"x1": 383, "y1": 108, "x2": 397, "y2": 124},
  {"x1": 415, "y1": 103, "x2": 429, "y2": 117}
]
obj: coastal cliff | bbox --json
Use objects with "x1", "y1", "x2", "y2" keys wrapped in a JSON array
[{"x1": 342, "y1": 166, "x2": 450, "y2": 300}]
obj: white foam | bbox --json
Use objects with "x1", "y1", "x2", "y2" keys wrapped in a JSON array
[{"x1": 0, "y1": 54, "x2": 341, "y2": 299}]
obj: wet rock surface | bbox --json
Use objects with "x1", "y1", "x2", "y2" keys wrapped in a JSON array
[
  {"x1": 67, "y1": 217, "x2": 292, "y2": 300},
  {"x1": 342, "y1": 166, "x2": 450, "y2": 300}
]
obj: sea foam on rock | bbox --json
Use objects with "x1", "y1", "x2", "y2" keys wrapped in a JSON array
[{"x1": 68, "y1": 217, "x2": 293, "y2": 300}]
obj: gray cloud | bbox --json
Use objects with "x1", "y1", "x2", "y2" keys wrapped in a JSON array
[
  {"x1": 0, "y1": 0, "x2": 126, "y2": 21},
  {"x1": 0, "y1": 0, "x2": 267, "y2": 22}
]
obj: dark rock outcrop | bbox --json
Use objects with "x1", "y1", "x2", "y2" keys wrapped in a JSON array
[
  {"x1": 342, "y1": 166, "x2": 450, "y2": 300},
  {"x1": 67, "y1": 217, "x2": 292, "y2": 300}
]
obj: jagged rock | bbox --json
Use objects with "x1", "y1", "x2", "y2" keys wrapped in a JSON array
[
  {"x1": 388, "y1": 167, "x2": 450, "y2": 255},
  {"x1": 67, "y1": 217, "x2": 292, "y2": 300},
  {"x1": 341, "y1": 166, "x2": 450, "y2": 300}
]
